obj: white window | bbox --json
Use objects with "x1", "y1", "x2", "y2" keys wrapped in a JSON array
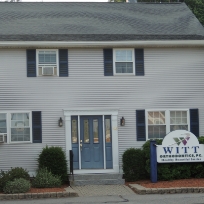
[
  {"x1": 37, "y1": 50, "x2": 58, "y2": 76},
  {"x1": 146, "y1": 110, "x2": 189, "y2": 139},
  {"x1": 0, "y1": 112, "x2": 32, "y2": 143},
  {"x1": 113, "y1": 49, "x2": 135, "y2": 75}
]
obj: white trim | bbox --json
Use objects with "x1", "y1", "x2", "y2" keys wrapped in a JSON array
[
  {"x1": 102, "y1": 115, "x2": 106, "y2": 170},
  {"x1": 78, "y1": 115, "x2": 81, "y2": 170},
  {"x1": 1, "y1": 40, "x2": 204, "y2": 48},
  {"x1": 145, "y1": 109, "x2": 190, "y2": 140},
  {"x1": 64, "y1": 108, "x2": 119, "y2": 174},
  {"x1": 113, "y1": 48, "x2": 135, "y2": 76}
]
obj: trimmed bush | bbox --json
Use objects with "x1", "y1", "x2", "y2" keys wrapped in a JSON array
[
  {"x1": 122, "y1": 148, "x2": 146, "y2": 181},
  {"x1": 32, "y1": 168, "x2": 61, "y2": 188},
  {"x1": 38, "y1": 146, "x2": 68, "y2": 183},
  {"x1": 3, "y1": 178, "x2": 30, "y2": 194},
  {"x1": 142, "y1": 137, "x2": 204, "y2": 180},
  {"x1": 0, "y1": 167, "x2": 30, "y2": 192}
]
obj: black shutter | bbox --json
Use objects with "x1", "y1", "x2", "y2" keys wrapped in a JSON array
[
  {"x1": 135, "y1": 49, "x2": 144, "y2": 76},
  {"x1": 59, "y1": 49, "x2": 68, "y2": 77},
  {"x1": 136, "y1": 110, "x2": 146, "y2": 141},
  {"x1": 32, "y1": 111, "x2": 42, "y2": 143},
  {"x1": 104, "y1": 49, "x2": 113, "y2": 76},
  {"x1": 190, "y1": 109, "x2": 199, "y2": 137},
  {"x1": 27, "y1": 50, "x2": 36, "y2": 77}
]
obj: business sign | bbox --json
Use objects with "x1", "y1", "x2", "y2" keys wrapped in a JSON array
[{"x1": 157, "y1": 130, "x2": 204, "y2": 163}]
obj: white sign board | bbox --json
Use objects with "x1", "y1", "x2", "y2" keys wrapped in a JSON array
[{"x1": 157, "y1": 130, "x2": 204, "y2": 163}]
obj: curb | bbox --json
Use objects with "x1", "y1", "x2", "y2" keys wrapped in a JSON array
[
  {"x1": 129, "y1": 184, "x2": 204, "y2": 194},
  {"x1": 0, "y1": 187, "x2": 79, "y2": 200}
]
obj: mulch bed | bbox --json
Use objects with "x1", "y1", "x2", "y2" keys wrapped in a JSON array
[
  {"x1": 0, "y1": 185, "x2": 69, "y2": 194},
  {"x1": 126, "y1": 178, "x2": 204, "y2": 188}
]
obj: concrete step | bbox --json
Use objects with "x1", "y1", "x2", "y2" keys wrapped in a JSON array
[
  {"x1": 72, "y1": 173, "x2": 123, "y2": 180},
  {"x1": 69, "y1": 173, "x2": 125, "y2": 186}
]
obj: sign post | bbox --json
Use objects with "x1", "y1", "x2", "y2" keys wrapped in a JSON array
[{"x1": 150, "y1": 140, "x2": 157, "y2": 183}]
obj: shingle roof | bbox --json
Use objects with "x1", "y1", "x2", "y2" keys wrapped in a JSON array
[{"x1": 0, "y1": 2, "x2": 204, "y2": 41}]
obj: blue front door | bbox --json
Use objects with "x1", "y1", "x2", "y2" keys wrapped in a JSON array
[{"x1": 80, "y1": 116, "x2": 104, "y2": 169}]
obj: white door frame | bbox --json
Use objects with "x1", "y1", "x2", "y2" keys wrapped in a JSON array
[{"x1": 64, "y1": 108, "x2": 119, "y2": 174}]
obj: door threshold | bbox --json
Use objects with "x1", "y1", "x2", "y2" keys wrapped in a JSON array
[{"x1": 73, "y1": 169, "x2": 116, "y2": 174}]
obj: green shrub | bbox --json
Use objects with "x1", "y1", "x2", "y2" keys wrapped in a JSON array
[
  {"x1": 142, "y1": 139, "x2": 162, "y2": 177},
  {"x1": 141, "y1": 137, "x2": 204, "y2": 180},
  {"x1": 38, "y1": 146, "x2": 68, "y2": 183},
  {"x1": 32, "y1": 168, "x2": 61, "y2": 188},
  {"x1": 0, "y1": 167, "x2": 30, "y2": 192},
  {"x1": 3, "y1": 178, "x2": 30, "y2": 194},
  {"x1": 122, "y1": 148, "x2": 146, "y2": 181},
  {"x1": 198, "y1": 136, "x2": 204, "y2": 144}
]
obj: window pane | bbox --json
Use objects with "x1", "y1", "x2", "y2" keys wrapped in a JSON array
[
  {"x1": 11, "y1": 113, "x2": 30, "y2": 142},
  {"x1": 176, "y1": 111, "x2": 181, "y2": 117},
  {"x1": 170, "y1": 125, "x2": 188, "y2": 131},
  {"x1": 126, "y1": 50, "x2": 132, "y2": 61},
  {"x1": 175, "y1": 118, "x2": 182, "y2": 124},
  {"x1": 116, "y1": 50, "x2": 126, "y2": 61},
  {"x1": 170, "y1": 111, "x2": 187, "y2": 125},
  {"x1": 105, "y1": 118, "x2": 111, "y2": 143},
  {"x1": 0, "y1": 114, "x2": 7, "y2": 133},
  {"x1": 115, "y1": 62, "x2": 133, "y2": 73},
  {"x1": 11, "y1": 128, "x2": 30, "y2": 142},
  {"x1": 182, "y1": 118, "x2": 187, "y2": 124},
  {"x1": 148, "y1": 125, "x2": 166, "y2": 139},
  {"x1": 182, "y1": 111, "x2": 187, "y2": 117},
  {"x1": 84, "y1": 120, "x2": 89, "y2": 143},
  {"x1": 115, "y1": 50, "x2": 132, "y2": 61},
  {"x1": 39, "y1": 51, "x2": 56, "y2": 64},
  {"x1": 148, "y1": 111, "x2": 165, "y2": 125},
  {"x1": 71, "y1": 119, "x2": 78, "y2": 143},
  {"x1": 93, "y1": 119, "x2": 99, "y2": 143}
]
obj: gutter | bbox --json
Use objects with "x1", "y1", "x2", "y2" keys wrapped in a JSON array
[{"x1": 0, "y1": 40, "x2": 204, "y2": 48}]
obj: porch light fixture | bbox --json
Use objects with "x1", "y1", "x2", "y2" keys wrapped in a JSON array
[
  {"x1": 58, "y1": 117, "x2": 63, "y2": 127},
  {"x1": 120, "y1": 117, "x2": 125, "y2": 126}
]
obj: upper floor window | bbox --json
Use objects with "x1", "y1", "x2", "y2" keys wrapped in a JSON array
[
  {"x1": 37, "y1": 50, "x2": 58, "y2": 76},
  {"x1": 113, "y1": 49, "x2": 135, "y2": 75},
  {"x1": 146, "y1": 110, "x2": 189, "y2": 139}
]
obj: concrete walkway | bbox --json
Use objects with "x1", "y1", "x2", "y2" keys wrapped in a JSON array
[{"x1": 72, "y1": 185, "x2": 134, "y2": 197}]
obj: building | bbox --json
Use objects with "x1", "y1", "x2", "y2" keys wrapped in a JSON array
[{"x1": 0, "y1": 2, "x2": 204, "y2": 177}]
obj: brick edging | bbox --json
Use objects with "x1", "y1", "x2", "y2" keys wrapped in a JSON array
[
  {"x1": 129, "y1": 184, "x2": 204, "y2": 194},
  {"x1": 0, "y1": 191, "x2": 78, "y2": 200}
]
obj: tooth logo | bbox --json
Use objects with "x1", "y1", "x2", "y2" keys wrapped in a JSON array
[{"x1": 173, "y1": 133, "x2": 190, "y2": 146}]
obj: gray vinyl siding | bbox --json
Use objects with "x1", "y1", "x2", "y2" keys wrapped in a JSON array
[{"x1": 0, "y1": 48, "x2": 204, "y2": 173}]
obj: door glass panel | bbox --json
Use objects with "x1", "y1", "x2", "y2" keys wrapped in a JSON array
[
  {"x1": 93, "y1": 119, "x2": 99, "y2": 143},
  {"x1": 71, "y1": 119, "x2": 78, "y2": 143},
  {"x1": 84, "y1": 119, "x2": 89, "y2": 143},
  {"x1": 105, "y1": 118, "x2": 111, "y2": 143}
]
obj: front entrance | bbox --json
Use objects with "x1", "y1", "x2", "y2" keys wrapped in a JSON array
[
  {"x1": 80, "y1": 116, "x2": 103, "y2": 169},
  {"x1": 64, "y1": 109, "x2": 119, "y2": 173}
]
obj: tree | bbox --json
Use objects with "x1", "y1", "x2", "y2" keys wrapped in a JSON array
[{"x1": 185, "y1": 0, "x2": 204, "y2": 26}]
